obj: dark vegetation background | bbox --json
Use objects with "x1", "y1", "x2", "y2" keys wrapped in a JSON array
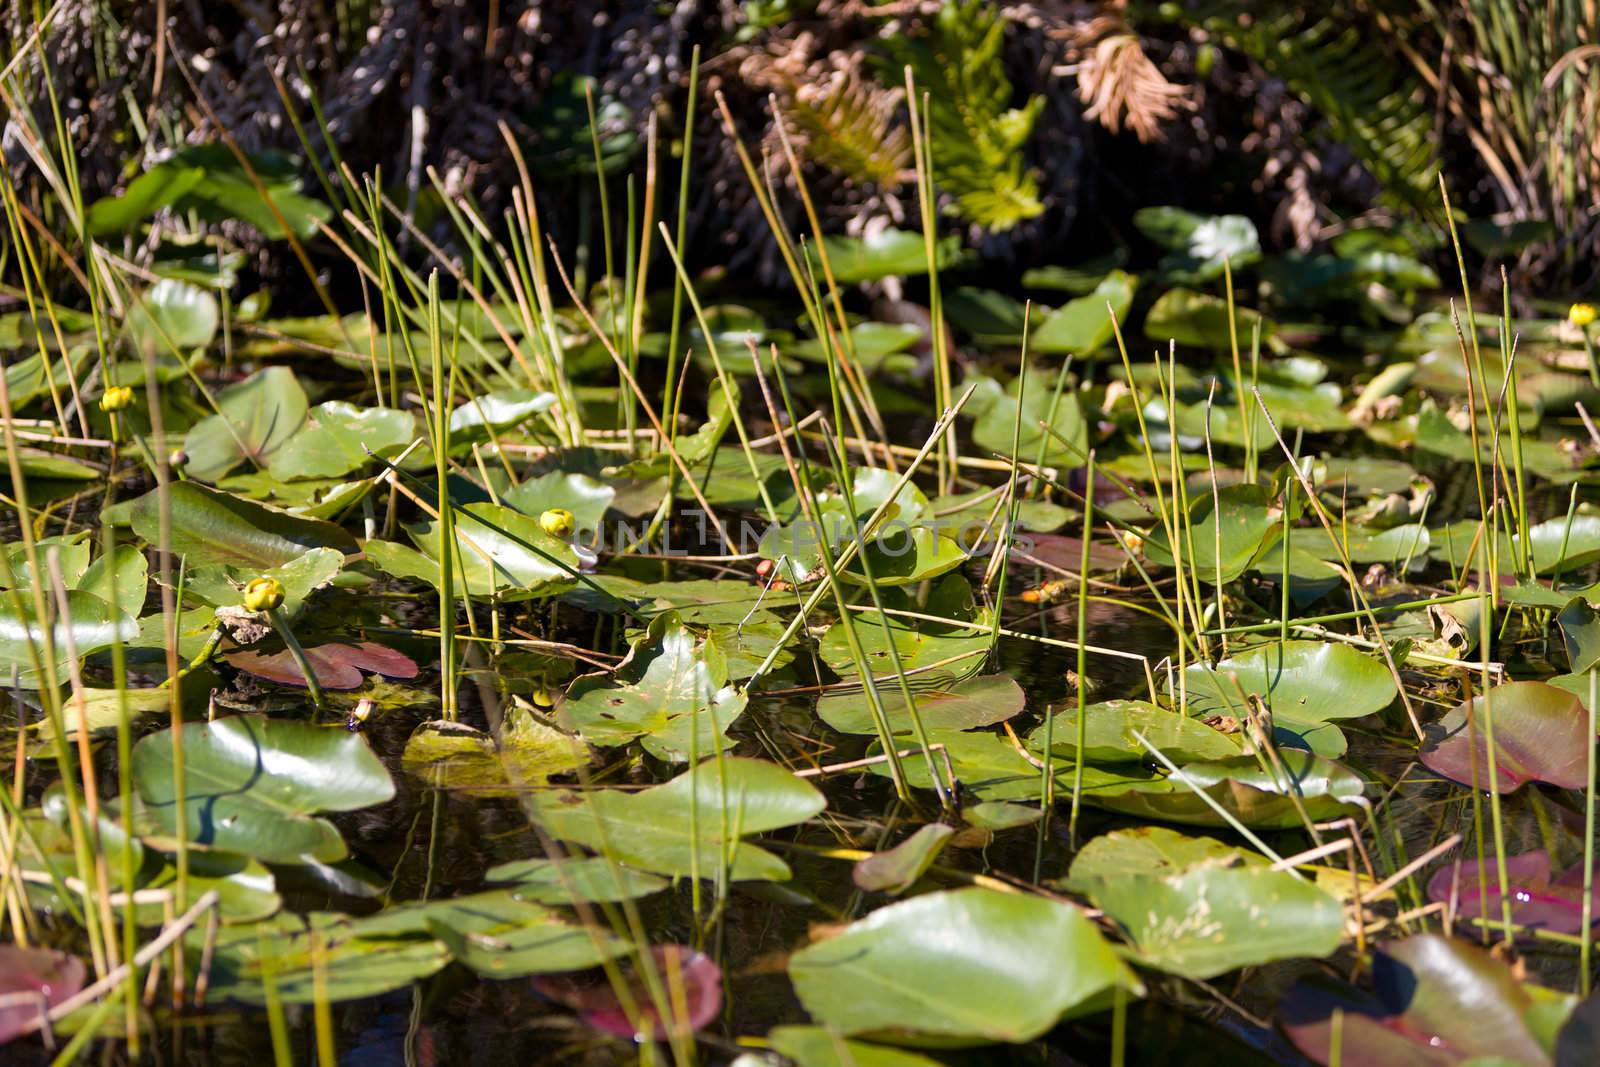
[{"x1": 5, "y1": 0, "x2": 1599, "y2": 302}]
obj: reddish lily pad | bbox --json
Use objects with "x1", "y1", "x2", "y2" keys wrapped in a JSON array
[
  {"x1": 1427, "y1": 849, "x2": 1600, "y2": 937},
  {"x1": 533, "y1": 944, "x2": 721, "y2": 1040},
  {"x1": 0, "y1": 946, "x2": 85, "y2": 1044},
  {"x1": 227, "y1": 641, "x2": 418, "y2": 690},
  {"x1": 1280, "y1": 934, "x2": 1555, "y2": 1066},
  {"x1": 1419, "y1": 681, "x2": 1594, "y2": 794}
]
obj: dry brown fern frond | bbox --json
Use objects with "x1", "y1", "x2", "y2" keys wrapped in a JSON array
[
  {"x1": 731, "y1": 34, "x2": 909, "y2": 192},
  {"x1": 1060, "y1": 14, "x2": 1188, "y2": 143}
]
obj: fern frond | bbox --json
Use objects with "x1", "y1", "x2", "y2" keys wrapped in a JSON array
[
  {"x1": 879, "y1": 0, "x2": 1046, "y2": 232},
  {"x1": 790, "y1": 62, "x2": 911, "y2": 190},
  {"x1": 1166, "y1": 3, "x2": 1440, "y2": 218}
]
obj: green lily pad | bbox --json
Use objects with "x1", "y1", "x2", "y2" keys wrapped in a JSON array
[
  {"x1": 126, "y1": 279, "x2": 219, "y2": 352},
  {"x1": 1180, "y1": 640, "x2": 1397, "y2": 732},
  {"x1": 183, "y1": 367, "x2": 309, "y2": 482},
  {"x1": 126, "y1": 481, "x2": 357, "y2": 569},
  {"x1": 400, "y1": 502, "x2": 579, "y2": 597},
  {"x1": 807, "y1": 229, "x2": 963, "y2": 284},
  {"x1": 1086, "y1": 752, "x2": 1369, "y2": 829},
  {"x1": 532, "y1": 757, "x2": 825, "y2": 882},
  {"x1": 1029, "y1": 270, "x2": 1137, "y2": 354},
  {"x1": 1144, "y1": 288, "x2": 1271, "y2": 349},
  {"x1": 0, "y1": 590, "x2": 138, "y2": 673},
  {"x1": 400, "y1": 707, "x2": 588, "y2": 795},
  {"x1": 788, "y1": 887, "x2": 1140, "y2": 1043},
  {"x1": 817, "y1": 673, "x2": 1025, "y2": 735},
  {"x1": 132, "y1": 713, "x2": 395, "y2": 864},
  {"x1": 769, "y1": 1026, "x2": 944, "y2": 1067},
  {"x1": 558, "y1": 618, "x2": 747, "y2": 762},
  {"x1": 966, "y1": 370, "x2": 1088, "y2": 469},
  {"x1": 484, "y1": 856, "x2": 669, "y2": 904},
  {"x1": 1075, "y1": 856, "x2": 1345, "y2": 980},
  {"x1": 1135, "y1": 207, "x2": 1261, "y2": 282},
  {"x1": 852, "y1": 824, "x2": 956, "y2": 894},
  {"x1": 503, "y1": 471, "x2": 615, "y2": 533},
  {"x1": 356, "y1": 889, "x2": 627, "y2": 979},
  {"x1": 198, "y1": 912, "x2": 450, "y2": 1006},
  {"x1": 265, "y1": 402, "x2": 414, "y2": 481},
  {"x1": 1027, "y1": 700, "x2": 1241, "y2": 764},
  {"x1": 1143, "y1": 484, "x2": 1284, "y2": 584}
]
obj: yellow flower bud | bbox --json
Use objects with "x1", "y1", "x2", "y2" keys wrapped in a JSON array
[
  {"x1": 99, "y1": 385, "x2": 135, "y2": 413},
  {"x1": 242, "y1": 576, "x2": 285, "y2": 613},
  {"x1": 1570, "y1": 303, "x2": 1597, "y2": 328},
  {"x1": 539, "y1": 507, "x2": 575, "y2": 539}
]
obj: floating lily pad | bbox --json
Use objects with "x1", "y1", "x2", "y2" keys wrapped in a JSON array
[
  {"x1": 396, "y1": 502, "x2": 579, "y2": 598},
  {"x1": 132, "y1": 713, "x2": 395, "y2": 864},
  {"x1": 853, "y1": 824, "x2": 956, "y2": 894},
  {"x1": 534, "y1": 944, "x2": 721, "y2": 1040},
  {"x1": 126, "y1": 482, "x2": 357, "y2": 569},
  {"x1": 1143, "y1": 484, "x2": 1284, "y2": 584},
  {"x1": 1029, "y1": 270, "x2": 1137, "y2": 354},
  {"x1": 769, "y1": 1026, "x2": 944, "y2": 1067},
  {"x1": 1077, "y1": 860, "x2": 1345, "y2": 980},
  {"x1": 789, "y1": 887, "x2": 1140, "y2": 1043},
  {"x1": 0, "y1": 945, "x2": 85, "y2": 1044},
  {"x1": 226, "y1": 640, "x2": 417, "y2": 689},
  {"x1": 1428, "y1": 850, "x2": 1600, "y2": 937},
  {"x1": 183, "y1": 367, "x2": 308, "y2": 482},
  {"x1": 503, "y1": 470, "x2": 615, "y2": 533},
  {"x1": 0, "y1": 589, "x2": 138, "y2": 673},
  {"x1": 400, "y1": 707, "x2": 587, "y2": 795},
  {"x1": 1420, "y1": 681, "x2": 1595, "y2": 794},
  {"x1": 817, "y1": 673, "x2": 1024, "y2": 735},
  {"x1": 1180, "y1": 640, "x2": 1396, "y2": 732},
  {"x1": 484, "y1": 856, "x2": 669, "y2": 904},
  {"x1": 1086, "y1": 752, "x2": 1370, "y2": 829},
  {"x1": 532, "y1": 757, "x2": 825, "y2": 882},
  {"x1": 558, "y1": 618, "x2": 746, "y2": 762},
  {"x1": 966, "y1": 370, "x2": 1088, "y2": 469},
  {"x1": 265, "y1": 402, "x2": 414, "y2": 481},
  {"x1": 1027, "y1": 700, "x2": 1241, "y2": 764},
  {"x1": 1280, "y1": 935, "x2": 1563, "y2": 1066}
]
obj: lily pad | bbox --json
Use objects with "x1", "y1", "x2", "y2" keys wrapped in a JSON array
[
  {"x1": 531, "y1": 757, "x2": 825, "y2": 882},
  {"x1": 1181, "y1": 640, "x2": 1397, "y2": 732},
  {"x1": 226, "y1": 640, "x2": 417, "y2": 690},
  {"x1": 265, "y1": 402, "x2": 414, "y2": 481},
  {"x1": 125, "y1": 482, "x2": 358, "y2": 569},
  {"x1": 1428, "y1": 849, "x2": 1600, "y2": 937},
  {"x1": 1280, "y1": 934, "x2": 1562, "y2": 1066},
  {"x1": 1419, "y1": 681, "x2": 1594, "y2": 794},
  {"x1": 788, "y1": 887, "x2": 1139, "y2": 1043},
  {"x1": 816, "y1": 673, "x2": 1024, "y2": 736},
  {"x1": 558, "y1": 618, "x2": 746, "y2": 762},
  {"x1": 131, "y1": 713, "x2": 395, "y2": 864},
  {"x1": 1077, "y1": 861, "x2": 1345, "y2": 980},
  {"x1": 399, "y1": 707, "x2": 588, "y2": 795},
  {"x1": 534, "y1": 944, "x2": 721, "y2": 1040},
  {"x1": 183, "y1": 367, "x2": 309, "y2": 482},
  {"x1": 769, "y1": 1026, "x2": 944, "y2": 1067},
  {"x1": 399, "y1": 502, "x2": 578, "y2": 598},
  {"x1": 852, "y1": 824, "x2": 956, "y2": 894},
  {"x1": 0, "y1": 589, "x2": 138, "y2": 673},
  {"x1": 1143, "y1": 484, "x2": 1284, "y2": 584},
  {"x1": 503, "y1": 470, "x2": 615, "y2": 534},
  {"x1": 0, "y1": 946, "x2": 85, "y2": 1045},
  {"x1": 1027, "y1": 700, "x2": 1241, "y2": 764},
  {"x1": 484, "y1": 856, "x2": 669, "y2": 904}
]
